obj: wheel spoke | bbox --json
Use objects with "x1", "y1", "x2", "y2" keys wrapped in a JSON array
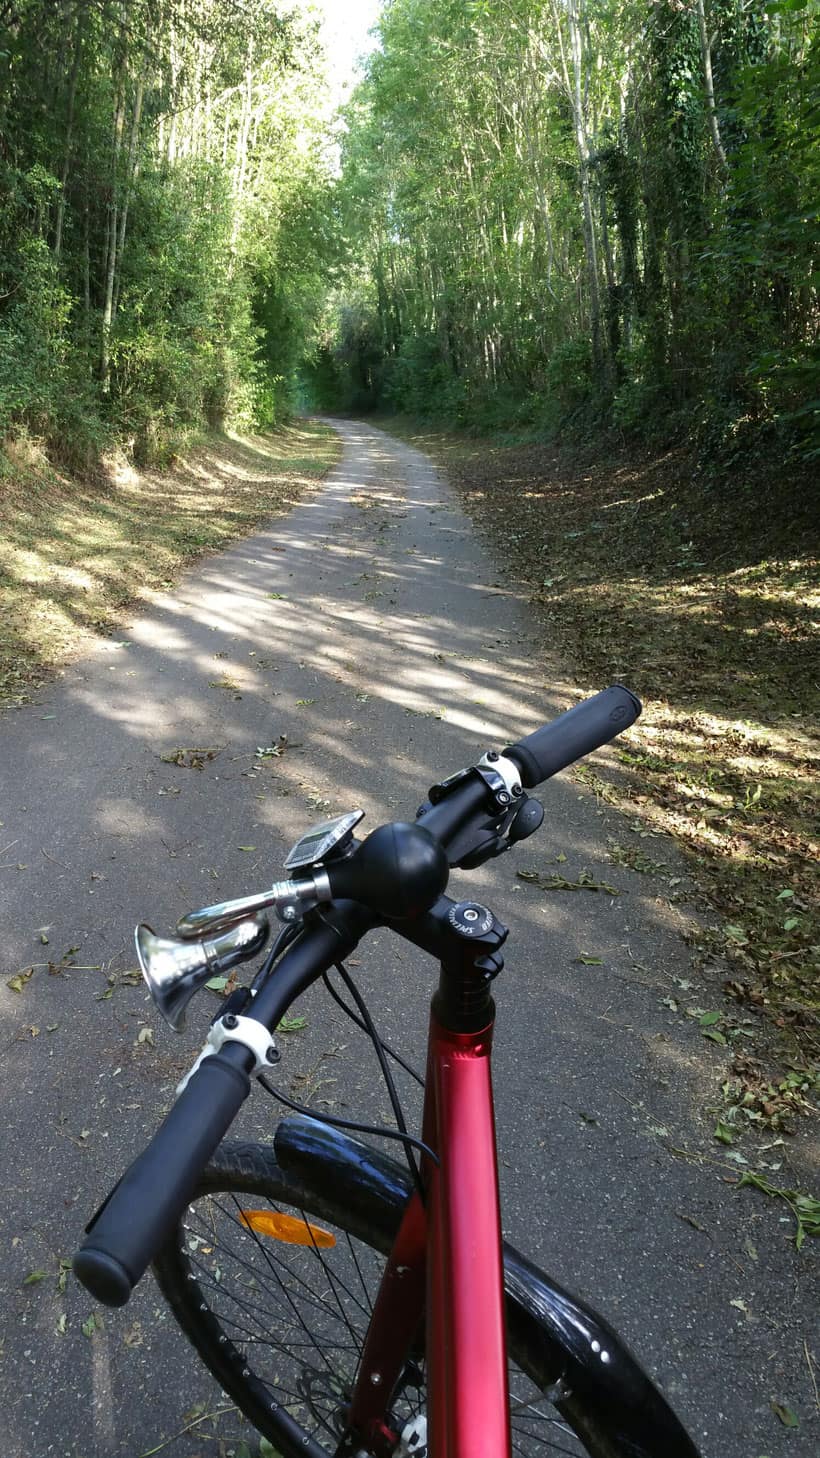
[{"x1": 158, "y1": 1170, "x2": 603, "y2": 1457}]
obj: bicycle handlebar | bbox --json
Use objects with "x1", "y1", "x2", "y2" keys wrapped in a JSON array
[
  {"x1": 74, "y1": 906, "x2": 372, "y2": 1305},
  {"x1": 74, "y1": 684, "x2": 641, "y2": 1305},
  {"x1": 74, "y1": 1050, "x2": 252, "y2": 1306},
  {"x1": 505, "y1": 684, "x2": 641, "y2": 789}
]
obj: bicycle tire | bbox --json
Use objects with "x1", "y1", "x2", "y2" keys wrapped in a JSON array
[{"x1": 154, "y1": 1137, "x2": 693, "y2": 1458}]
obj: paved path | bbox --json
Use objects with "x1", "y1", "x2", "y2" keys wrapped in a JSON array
[{"x1": 0, "y1": 422, "x2": 815, "y2": 1457}]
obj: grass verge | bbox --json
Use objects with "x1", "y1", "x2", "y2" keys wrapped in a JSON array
[
  {"x1": 0, "y1": 421, "x2": 340, "y2": 709},
  {"x1": 383, "y1": 418, "x2": 819, "y2": 1085}
]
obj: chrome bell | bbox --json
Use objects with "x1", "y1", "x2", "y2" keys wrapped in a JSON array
[{"x1": 135, "y1": 913, "x2": 270, "y2": 1032}]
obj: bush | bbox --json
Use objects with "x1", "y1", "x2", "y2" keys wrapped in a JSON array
[{"x1": 544, "y1": 338, "x2": 593, "y2": 414}]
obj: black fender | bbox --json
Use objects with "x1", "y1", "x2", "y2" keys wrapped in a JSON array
[{"x1": 275, "y1": 1116, "x2": 701, "y2": 1458}]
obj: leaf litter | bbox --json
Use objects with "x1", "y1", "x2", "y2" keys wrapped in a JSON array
[
  {"x1": 159, "y1": 745, "x2": 222, "y2": 770},
  {"x1": 517, "y1": 868, "x2": 620, "y2": 895},
  {"x1": 412, "y1": 425, "x2": 818, "y2": 1076}
]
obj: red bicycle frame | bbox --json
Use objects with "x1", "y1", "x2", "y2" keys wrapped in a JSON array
[{"x1": 348, "y1": 1007, "x2": 511, "y2": 1457}]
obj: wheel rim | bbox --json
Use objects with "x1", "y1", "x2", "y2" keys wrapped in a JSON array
[{"x1": 171, "y1": 1184, "x2": 605, "y2": 1456}]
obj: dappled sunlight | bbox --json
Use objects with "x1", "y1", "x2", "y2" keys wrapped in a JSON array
[
  {"x1": 95, "y1": 797, "x2": 168, "y2": 838},
  {"x1": 0, "y1": 423, "x2": 340, "y2": 708},
  {"x1": 414, "y1": 426, "x2": 819, "y2": 1060},
  {"x1": 3, "y1": 412, "x2": 801, "y2": 1256}
]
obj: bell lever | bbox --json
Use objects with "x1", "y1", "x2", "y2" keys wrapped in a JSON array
[
  {"x1": 175, "y1": 822, "x2": 449, "y2": 938},
  {"x1": 173, "y1": 809, "x2": 367, "y2": 940},
  {"x1": 175, "y1": 871, "x2": 332, "y2": 940}
]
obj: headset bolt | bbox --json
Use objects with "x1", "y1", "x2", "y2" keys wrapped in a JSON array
[
  {"x1": 223, "y1": 1014, "x2": 238, "y2": 1029},
  {"x1": 486, "y1": 749, "x2": 499, "y2": 762},
  {"x1": 266, "y1": 1045, "x2": 280, "y2": 1064}
]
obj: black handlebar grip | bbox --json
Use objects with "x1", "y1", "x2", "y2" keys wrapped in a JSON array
[
  {"x1": 505, "y1": 684, "x2": 642, "y2": 789},
  {"x1": 73, "y1": 1050, "x2": 251, "y2": 1306}
]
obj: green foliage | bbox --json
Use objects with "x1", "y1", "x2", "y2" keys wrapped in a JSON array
[
  {"x1": 544, "y1": 339, "x2": 594, "y2": 416},
  {"x1": 326, "y1": 0, "x2": 818, "y2": 455},
  {"x1": 385, "y1": 335, "x2": 465, "y2": 419},
  {"x1": 0, "y1": 0, "x2": 336, "y2": 463}
]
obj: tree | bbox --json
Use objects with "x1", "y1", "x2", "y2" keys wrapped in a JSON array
[
  {"x1": 327, "y1": 0, "x2": 817, "y2": 452},
  {"x1": 0, "y1": 0, "x2": 338, "y2": 454}
]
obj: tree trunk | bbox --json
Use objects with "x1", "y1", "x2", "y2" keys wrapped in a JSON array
[
  {"x1": 82, "y1": 155, "x2": 91, "y2": 322},
  {"x1": 112, "y1": 77, "x2": 144, "y2": 326},
  {"x1": 696, "y1": 0, "x2": 729, "y2": 178},
  {"x1": 229, "y1": 41, "x2": 255, "y2": 257},
  {"x1": 101, "y1": 76, "x2": 126, "y2": 392},
  {"x1": 558, "y1": 0, "x2": 604, "y2": 378},
  {"x1": 54, "y1": 15, "x2": 83, "y2": 260}
]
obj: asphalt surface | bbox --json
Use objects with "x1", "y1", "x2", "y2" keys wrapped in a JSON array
[{"x1": 0, "y1": 420, "x2": 816, "y2": 1458}]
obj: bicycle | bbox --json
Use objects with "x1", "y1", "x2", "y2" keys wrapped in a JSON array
[{"x1": 74, "y1": 684, "x2": 701, "y2": 1458}]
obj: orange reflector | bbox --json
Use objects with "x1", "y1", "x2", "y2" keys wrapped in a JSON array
[{"x1": 239, "y1": 1209, "x2": 336, "y2": 1248}]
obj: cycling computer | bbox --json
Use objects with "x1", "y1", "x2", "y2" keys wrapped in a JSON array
[{"x1": 284, "y1": 810, "x2": 365, "y2": 871}]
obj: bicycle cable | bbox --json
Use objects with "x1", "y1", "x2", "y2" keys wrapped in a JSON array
[
  {"x1": 331, "y1": 959, "x2": 424, "y2": 1193},
  {"x1": 249, "y1": 921, "x2": 301, "y2": 993},
  {"x1": 321, "y1": 967, "x2": 425, "y2": 1088},
  {"x1": 257, "y1": 953, "x2": 433, "y2": 1192},
  {"x1": 217, "y1": 898, "x2": 429, "y2": 1190},
  {"x1": 256, "y1": 1074, "x2": 437, "y2": 1170}
]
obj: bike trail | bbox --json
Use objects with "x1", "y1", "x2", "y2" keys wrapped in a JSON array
[{"x1": 0, "y1": 421, "x2": 815, "y2": 1458}]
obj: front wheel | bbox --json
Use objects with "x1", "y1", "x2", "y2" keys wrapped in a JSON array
[{"x1": 154, "y1": 1137, "x2": 698, "y2": 1458}]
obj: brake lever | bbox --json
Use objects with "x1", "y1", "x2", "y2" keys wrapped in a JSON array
[
  {"x1": 424, "y1": 788, "x2": 544, "y2": 871},
  {"x1": 508, "y1": 796, "x2": 544, "y2": 843}
]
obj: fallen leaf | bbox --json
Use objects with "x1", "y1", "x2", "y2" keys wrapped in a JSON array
[
  {"x1": 123, "y1": 1320, "x2": 143, "y2": 1347},
  {"x1": 136, "y1": 1026, "x2": 154, "y2": 1046},
  {"x1": 676, "y1": 1212, "x2": 707, "y2": 1232},
  {"x1": 23, "y1": 1270, "x2": 47, "y2": 1285},
  {"x1": 159, "y1": 746, "x2": 221, "y2": 770},
  {"x1": 770, "y1": 1401, "x2": 798, "y2": 1428},
  {"x1": 7, "y1": 967, "x2": 34, "y2": 993}
]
